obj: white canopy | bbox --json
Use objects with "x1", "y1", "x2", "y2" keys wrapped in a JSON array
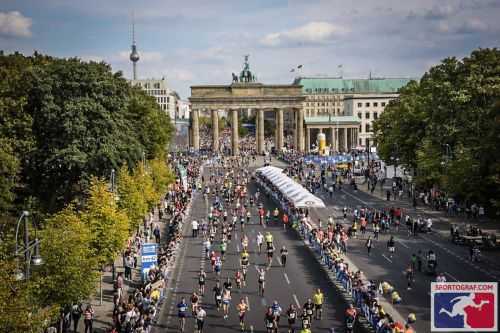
[{"x1": 256, "y1": 166, "x2": 326, "y2": 208}]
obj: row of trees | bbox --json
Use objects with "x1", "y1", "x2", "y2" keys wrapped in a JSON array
[
  {"x1": 0, "y1": 52, "x2": 175, "y2": 331},
  {"x1": 373, "y1": 48, "x2": 500, "y2": 213}
]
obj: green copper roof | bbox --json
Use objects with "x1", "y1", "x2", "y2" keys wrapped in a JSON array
[
  {"x1": 294, "y1": 77, "x2": 414, "y2": 94},
  {"x1": 305, "y1": 116, "x2": 361, "y2": 125}
]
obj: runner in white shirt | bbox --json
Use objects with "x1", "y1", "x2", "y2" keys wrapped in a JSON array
[
  {"x1": 256, "y1": 232, "x2": 264, "y2": 254},
  {"x1": 192, "y1": 220, "x2": 199, "y2": 238},
  {"x1": 195, "y1": 307, "x2": 206, "y2": 333}
]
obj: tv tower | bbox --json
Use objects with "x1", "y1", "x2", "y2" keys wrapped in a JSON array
[{"x1": 129, "y1": 13, "x2": 140, "y2": 80}]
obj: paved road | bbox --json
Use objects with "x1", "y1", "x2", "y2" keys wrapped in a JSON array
[
  {"x1": 153, "y1": 161, "x2": 364, "y2": 333},
  {"x1": 281, "y1": 161, "x2": 500, "y2": 333}
]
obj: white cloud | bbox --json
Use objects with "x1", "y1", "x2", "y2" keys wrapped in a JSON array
[
  {"x1": 437, "y1": 18, "x2": 489, "y2": 34},
  {"x1": 260, "y1": 21, "x2": 348, "y2": 47},
  {"x1": 0, "y1": 11, "x2": 32, "y2": 38}
]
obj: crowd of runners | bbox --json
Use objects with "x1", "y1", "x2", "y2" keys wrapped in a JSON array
[{"x1": 175, "y1": 154, "x2": 349, "y2": 333}]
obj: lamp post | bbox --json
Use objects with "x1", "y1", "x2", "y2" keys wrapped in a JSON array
[
  {"x1": 110, "y1": 168, "x2": 116, "y2": 282},
  {"x1": 14, "y1": 211, "x2": 43, "y2": 280}
]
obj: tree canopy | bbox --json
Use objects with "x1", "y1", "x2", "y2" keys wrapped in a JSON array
[
  {"x1": 0, "y1": 52, "x2": 173, "y2": 214},
  {"x1": 373, "y1": 48, "x2": 500, "y2": 213}
]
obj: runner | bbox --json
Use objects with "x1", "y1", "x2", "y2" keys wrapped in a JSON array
[
  {"x1": 387, "y1": 236, "x2": 395, "y2": 258},
  {"x1": 220, "y1": 240, "x2": 227, "y2": 261},
  {"x1": 287, "y1": 304, "x2": 297, "y2": 333},
  {"x1": 271, "y1": 300, "x2": 283, "y2": 327},
  {"x1": 237, "y1": 298, "x2": 248, "y2": 331},
  {"x1": 222, "y1": 286, "x2": 232, "y2": 319},
  {"x1": 241, "y1": 234, "x2": 249, "y2": 252},
  {"x1": 198, "y1": 269, "x2": 206, "y2": 295},
  {"x1": 214, "y1": 255, "x2": 222, "y2": 277},
  {"x1": 235, "y1": 270, "x2": 243, "y2": 289},
  {"x1": 366, "y1": 236, "x2": 373, "y2": 256},
  {"x1": 191, "y1": 292, "x2": 200, "y2": 315},
  {"x1": 302, "y1": 299, "x2": 314, "y2": 323},
  {"x1": 177, "y1": 297, "x2": 188, "y2": 332},
  {"x1": 267, "y1": 242, "x2": 275, "y2": 266},
  {"x1": 265, "y1": 307, "x2": 277, "y2": 333},
  {"x1": 195, "y1": 306, "x2": 206, "y2": 333},
  {"x1": 280, "y1": 246, "x2": 288, "y2": 267},
  {"x1": 213, "y1": 281, "x2": 223, "y2": 311},
  {"x1": 257, "y1": 232, "x2": 264, "y2": 254},
  {"x1": 258, "y1": 267, "x2": 266, "y2": 296},
  {"x1": 240, "y1": 250, "x2": 249, "y2": 284},
  {"x1": 312, "y1": 288, "x2": 324, "y2": 320}
]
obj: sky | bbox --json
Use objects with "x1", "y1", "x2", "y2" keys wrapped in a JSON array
[{"x1": 1, "y1": 0, "x2": 499, "y2": 98}]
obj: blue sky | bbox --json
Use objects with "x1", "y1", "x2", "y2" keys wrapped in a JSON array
[{"x1": 1, "y1": 0, "x2": 499, "y2": 98}]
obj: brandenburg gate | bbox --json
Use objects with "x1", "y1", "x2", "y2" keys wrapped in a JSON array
[{"x1": 189, "y1": 56, "x2": 305, "y2": 155}]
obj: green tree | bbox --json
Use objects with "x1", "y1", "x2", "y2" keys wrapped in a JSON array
[
  {"x1": 373, "y1": 48, "x2": 500, "y2": 213},
  {"x1": 32, "y1": 206, "x2": 98, "y2": 308},
  {"x1": 149, "y1": 156, "x2": 175, "y2": 198},
  {"x1": 117, "y1": 165, "x2": 148, "y2": 231},
  {"x1": 82, "y1": 178, "x2": 129, "y2": 267}
]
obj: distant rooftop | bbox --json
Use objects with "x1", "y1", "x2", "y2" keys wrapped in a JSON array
[{"x1": 294, "y1": 77, "x2": 415, "y2": 94}]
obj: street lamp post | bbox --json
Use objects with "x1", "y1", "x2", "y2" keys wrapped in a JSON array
[
  {"x1": 14, "y1": 211, "x2": 43, "y2": 280},
  {"x1": 110, "y1": 168, "x2": 116, "y2": 282}
]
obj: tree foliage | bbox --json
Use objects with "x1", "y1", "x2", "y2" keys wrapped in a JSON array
[
  {"x1": 374, "y1": 48, "x2": 500, "y2": 212},
  {"x1": 82, "y1": 178, "x2": 129, "y2": 267},
  {"x1": 0, "y1": 52, "x2": 173, "y2": 214},
  {"x1": 32, "y1": 206, "x2": 98, "y2": 308},
  {"x1": 0, "y1": 51, "x2": 175, "y2": 330}
]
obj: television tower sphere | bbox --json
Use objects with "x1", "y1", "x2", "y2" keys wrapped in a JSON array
[{"x1": 130, "y1": 44, "x2": 140, "y2": 62}]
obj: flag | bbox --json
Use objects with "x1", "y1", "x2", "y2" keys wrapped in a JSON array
[
  {"x1": 297, "y1": 64, "x2": 303, "y2": 69},
  {"x1": 290, "y1": 68, "x2": 295, "y2": 72}
]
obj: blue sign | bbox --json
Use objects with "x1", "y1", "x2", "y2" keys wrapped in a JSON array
[
  {"x1": 141, "y1": 243, "x2": 158, "y2": 282},
  {"x1": 303, "y1": 154, "x2": 379, "y2": 165}
]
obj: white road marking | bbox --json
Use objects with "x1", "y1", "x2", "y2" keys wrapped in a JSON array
[
  {"x1": 246, "y1": 296, "x2": 250, "y2": 311},
  {"x1": 293, "y1": 294, "x2": 300, "y2": 308},
  {"x1": 382, "y1": 254, "x2": 393, "y2": 263},
  {"x1": 396, "y1": 239, "x2": 409, "y2": 249},
  {"x1": 445, "y1": 272, "x2": 459, "y2": 282},
  {"x1": 341, "y1": 189, "x2": 369, "y2": 205},
  {"x1": 236, "y1": 244, "x2": 240, "y2": 252},
  {"x1": 261, "y1": 297, "x2": 267, "y2": 306},
  {"x1": 284, "y1": 272, "x2": 290, "y2": 284},
  {"x1": 250, "y1": 325, "x2": 254, "y2": 333}
]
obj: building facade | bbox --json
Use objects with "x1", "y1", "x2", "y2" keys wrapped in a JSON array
[
  {"x1": 344, "y1": 94, "x2": 398, "y2": 147},
  {"x1": 130, "y1": 78, "x2": 179, "y2": 120},
  {"x1": 177, "y1": 99, "x2": 191, "y2": 120},
  {"x1": 295, "y1": 77, "x2": 412, "y2": 148}
]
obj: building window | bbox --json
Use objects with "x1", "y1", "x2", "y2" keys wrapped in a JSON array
[
  {"x1": 365, "y1": 112, "x2": 370, "y2": 119},
  {"x1": 381, "y1": 102, "x2": 386, "y2": 107},
  {"x1": 365, "y1": 102, "x2": 370, "y2": 107},
  {"x1": 365, "y1": 124, "x2": 370, "y2": 132},
  {"x1": 357, "y1": 102, "x2": 362, "y2": 107},
  {"x1": 373, "y1": 102, "x2": 378, "y2": 107},
  {"x1": 374, "y1": 112, "x2": 378, "y2": 119},
  {"x1": 167, "y1": 97, "x2": 170, "y2": 103},
  {"x1": 359, "y1": 125, "x2": 362, "y2": 132},
  {"x1": 154, "y1": 83, "x2": 160, "y2": 89},
  {"x1": 357, "y1": 113, "x2": 362, "y2": 119}
]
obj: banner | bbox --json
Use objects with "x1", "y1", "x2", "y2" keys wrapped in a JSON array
[{"x1": 141, "y1": 243, "x2": 158, "y2": 282}]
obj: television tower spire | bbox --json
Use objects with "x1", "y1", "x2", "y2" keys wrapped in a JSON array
[{"x1": 129, "y1": 12, "x2": 140, "y2": 80}]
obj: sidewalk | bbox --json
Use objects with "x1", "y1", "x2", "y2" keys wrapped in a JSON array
[{"x1": 77, "y1": 209, "x2": 168, "y2": 333}]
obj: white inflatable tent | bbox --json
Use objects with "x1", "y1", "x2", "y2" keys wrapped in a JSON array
[{"x1": 256, "y1": 166, "x2": 326, "y2": 208}]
